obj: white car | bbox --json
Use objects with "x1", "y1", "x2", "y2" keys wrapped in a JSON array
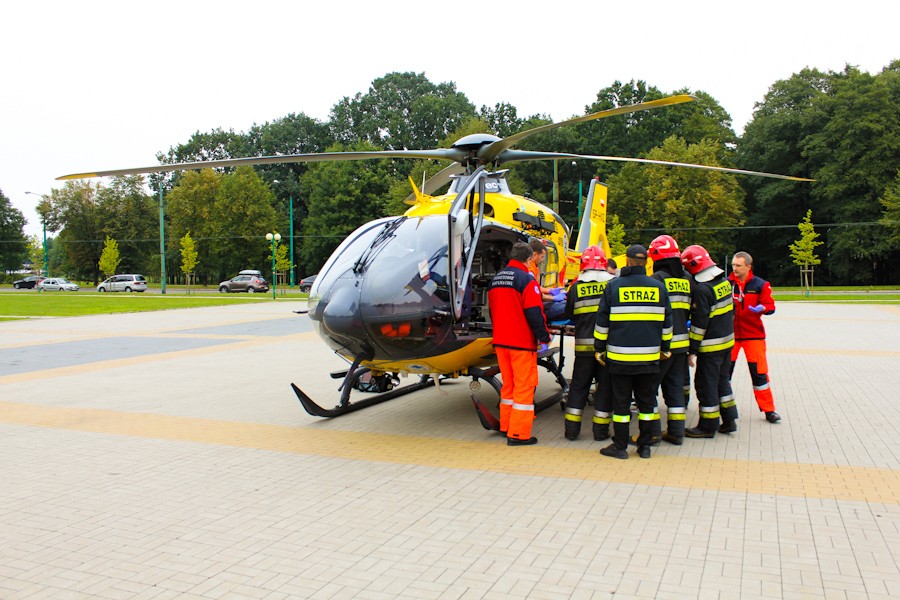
[
  {"x1": 39, "y1": 277, "x2": 79, "y2": 291},
  {"x1": 97, "y1": 274, "x2": 148, "y2": 292}
]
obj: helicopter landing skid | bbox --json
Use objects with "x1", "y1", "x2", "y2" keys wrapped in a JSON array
[
  {"x1": 292, "y1": 373, "x2": 434, "y2": 418},
  {"x1": 470, "y1": 348, "x2": 569, "y2": 431}
]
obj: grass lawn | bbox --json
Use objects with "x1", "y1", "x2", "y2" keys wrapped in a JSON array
[{"x1": 0, "y1": 293, "x2": 288, "y2": 318}]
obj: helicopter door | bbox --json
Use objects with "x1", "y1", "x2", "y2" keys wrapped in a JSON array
[{"x1": 446, "y1": 167, "x2": 491, "y2": 321}]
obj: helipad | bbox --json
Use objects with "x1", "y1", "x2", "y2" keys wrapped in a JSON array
[{"x1": 1, "y1": 301, "x2": 898, "y2": 599}]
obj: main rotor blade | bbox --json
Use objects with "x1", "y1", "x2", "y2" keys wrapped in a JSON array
[
  {"x1": 496, "y1": 150, "x2": 815, "y2": 182},
  {"x1": 57, "y1": 149, "x2": 463, "y2": 180},
  {"x1": 478, "y1": 94, "x2": 696, "y2": 164}
]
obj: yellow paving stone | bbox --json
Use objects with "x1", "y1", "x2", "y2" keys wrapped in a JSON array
[{"x1": 1, "y1": 399, "x2": 898, "y2": 504}]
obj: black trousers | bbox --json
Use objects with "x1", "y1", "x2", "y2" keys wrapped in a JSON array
[
  {"x1": 694, "y1": 350, "x2": 738, "y2": 432},
  {"x1": 656, "y1": 352, "x2": 688, "y2": 436},
  {"x1": 610, "y1": 371, "x2": 658, "y2": 450}
]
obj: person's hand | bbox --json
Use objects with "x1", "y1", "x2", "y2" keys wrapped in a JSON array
[
  {"x1": 594, "y1": 351, "x2": 606, "y2": 366},
  {"x1": 661, "y1": 351, "x2": 672, "y2": 360},
  {"x1": 538, "y1": 342, "x2": 549, "y2": 353},
  {"x1": 749, "y1": 304, "x2": 765, "y2": 313},
  {"x1": 551, "y1": 288, "x2": 566, "y2": 302},
  {"x1": 688, "y1": 353, "x2": 697, "y2": 368}
]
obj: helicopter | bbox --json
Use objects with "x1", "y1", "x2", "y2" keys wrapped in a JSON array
[{"x1": 58, "y1": 94, "x2": 811, "y2": 428}]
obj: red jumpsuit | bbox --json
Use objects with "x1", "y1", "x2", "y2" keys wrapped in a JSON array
[{"x1": 729, "y1": 269, "x2": 776, "y2": 413}]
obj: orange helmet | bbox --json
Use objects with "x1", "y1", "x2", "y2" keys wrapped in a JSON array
[
  {"x1": 580, "y1": 245, "x2": 608, "y2": 271},
  {"x1": 648, "y1": 235, "x2": 680, "y2": 261},
  {"x1": 680, "y1": 245, "x2": 716, "y2": 275}
]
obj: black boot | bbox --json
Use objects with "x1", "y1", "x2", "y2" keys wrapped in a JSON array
[
  {"x1": 592, "y1": 423, "x2": 610, "y2": 441},
  {"x1": 718, "y1": 421, "x2": 737, "y2": 434},
  {"x1": 564, "y1": 420, "x2": 581, "y2": 441},
  {"x1": 685, "y1": 427, "x2": 715, "y2": 439}
]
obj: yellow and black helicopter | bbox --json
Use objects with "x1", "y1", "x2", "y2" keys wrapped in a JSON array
[{"x1": 59, "y1": 94, "x2": 809, "y2": 428}]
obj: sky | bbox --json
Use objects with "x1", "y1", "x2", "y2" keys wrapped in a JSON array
[{"x1": 2, "y1": 0, "x2": 897, "y2": 239}]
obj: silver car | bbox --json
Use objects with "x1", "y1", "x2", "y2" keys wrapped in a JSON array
[
  {"x1": 39, "y1": 277, "x2": 79, "y2": 291},
  {"x1": 97, "y1": 274, "x2": 148, "y2": 292},
  {"x1": 218, "y1": 273, "x2": 269, "y2": 293}
]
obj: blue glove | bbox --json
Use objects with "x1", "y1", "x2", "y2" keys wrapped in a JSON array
[
  {"x1": 551, "y1": 289, "x2": 566, "y2": 302},
  {"x1": 749, "y1": 304, "x2": 766, "y2": 313},
  {"x1": 539, "y1": 342, "x2": 549, "y2": 353}
]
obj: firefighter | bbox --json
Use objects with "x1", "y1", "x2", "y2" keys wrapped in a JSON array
[
  {"x1": 594, "y1": 244, "x2": 672, "y2": 459},
  {"x1": 648, "y1": 235, "x2": 693, "y2": 445},
  {"x1": 681, "y1": 245, "x2": 738, "y2": 437},
  {"x1": 488, "y1": 241, "x2": 552, "y2": 446},
  {"x1": 563, "y1": 245, "x2": 614, "y2": 441},
  {"x1": 729, "y1": 251, "x2": 781, "y2": 423}
]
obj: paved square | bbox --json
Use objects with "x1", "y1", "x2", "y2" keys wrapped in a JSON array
[{"x1": 1, "y1": 300, "x2": 898, "y2": 599}]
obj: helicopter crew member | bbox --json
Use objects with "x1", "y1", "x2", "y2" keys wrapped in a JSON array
[
  {"x1": 529, "y1": 239, "x2": 567, "y2": 322},
  {"x1": 681, "y1": 245, "x2": 738, "y2": 438},
  {"x1": 563, "y1": 245, "x2": 614, "y2": 441},
  {"x1": 488, "y1": 241, "x2": 552, "y2": 446},
  {"x1": 729, "y1": 251, "x2": 781, "y2": 423},
  {"x1": 594, "y1": 244, "x2": 672, "y2": 459},
  {"x1": 648, "y1": 235, "x2": 694, "y2": 445}
]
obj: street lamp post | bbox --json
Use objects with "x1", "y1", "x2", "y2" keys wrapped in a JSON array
[
  {"x1": 265, "y1": 232, "x2": 281, "y2": 299},
  {"x1": 24, "y1": 191, "x2": 49, "y2": 277}
]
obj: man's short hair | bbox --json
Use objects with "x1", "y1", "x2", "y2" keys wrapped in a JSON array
[
  {"x1": 529, "y1": 239, "x2": 547, "y2": 254},
  {"x1": 733, "y1": 251, "x2": 753, "y2": 265},
  {"x1": 511, "y1": 242, "x2": 534, "y2": 263},
  {"x1": 607, "y1": 258, "x2": 617, "y2": 269}
]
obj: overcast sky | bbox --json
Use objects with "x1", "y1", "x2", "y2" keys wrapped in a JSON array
[{"x1": 2, "y1": 0, "x2": 897, "y2": 238}]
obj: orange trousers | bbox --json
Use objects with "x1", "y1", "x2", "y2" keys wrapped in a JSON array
[
  {"x1": 730, "y1": 339, "x2": 776, "y2": 412},
  {"x1": 496, "y1": 347, "x2": 538, "y2": 440}
]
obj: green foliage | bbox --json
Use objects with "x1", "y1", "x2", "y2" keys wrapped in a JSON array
[
  {"x1": 98, "y1": 176, "x2": 158, "y2": 275},
  {"x1": 273, "y1": 242, "x2": 292, "y2": 279},
  {"x1": 179, "y1": 232, "x2": 198, "y2": 291},
  {"x1": 210, "y1": 167, "x2": 279, "y2": 275},
  {"x1": 98, "y1": 236, "x2": 121, "y2": 277},
  {"x1": 329, "y1": 72, "x2": 476, "y2": 151},
  {"x1": 737, "y1": 62, "x2": 900, "y2": 284},
  {"x1": 608, "y1": 137, "x2": 745, "y2": 258},
  {"x1": 47, "y1": 181, "x2": 104, "y2": 283},
  {"x1": 0, "y1": 189, "x2": 28, "y2": 271},
  {"x1": 27, "y1": 235, "x2": 44, "y2": 271},
  {"x1": 166, "y1": 170, "x2": 220, "y2": 282},
  {"x1": 607, "y1": 214, "x2": 627, "y2": 257},
  {"x1": 300, "y1": 142, "x2": 396, "y2": 272},
  {"x1": 789, "y1": 210, "x2": 823, "y2": 267},
  {"x1": 879, "y1": 170, "x2": 900, "y2": 245}
]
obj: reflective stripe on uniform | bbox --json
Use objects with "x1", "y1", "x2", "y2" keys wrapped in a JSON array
[
  {"x1": 709, "y1": 297, "x2": 734, "y2": 318},
  {"x1": 610, "y1": 305, "x2": 666, "y2": 322},
  {"x1": 613, "y1": 414, "x2": 631, "y2": 423},
  {"x1": 593, "y1": 411, "x2": 611, "y2": 424},
  {"x1": 753, "y1": 382, "x2": 770, "y2": 391},
  {"x1": 667, "y1": 406, "x2": 686, "y2": 420},
  {"x1": 500, "y1": 398, "x2": 514, "y2": 406},
  {"x1": 573, "y1": 300, "x2": 600, "y2": 315},
  {"x1": 565, "y1": 407, "x2": 583, "y2": 422},
  {"x1": 671, "y1": 333, "x2": 689, "y2": 349},
  {"x1": 638, "y1": 412, "x2": 660, "y2": 421},
  {"x1": 574, "y1": 337, "x2": 594, "y2": 352},
  {"x1": 719, "y1": 394, "x2": 736, "y2": 409},
  {"x1": 607, "y1": 344, "x2": 661, "y2": 362},
  {"x1": 698, "y1": 333, "x2": 735, "y2": 353},
  {"x1": 512, "y1": 402, "x2": 534, "y2": 412},
  {"x1": 699, "y1": 405, "x2": 720, "y2": 419},
  {"x1": 593, "y1": 325, "x2": 609, "y2": 341}
]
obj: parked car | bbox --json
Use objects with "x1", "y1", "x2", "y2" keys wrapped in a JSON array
[
  {"x1": 299, "y1": 274, "x2": 317, "y2": 293},
  {"x1": 13, "y1": 275, "x2": 45, "y2": 289},
  {"x1": 97, "y1": 274, "x2": 148, "y2": 293},
  {"x1": 39, "y1": 277, "x2": 79, "y2": 291},
  {"x1": 218, "y1": 273, "x2": 269, "y2": 293}
]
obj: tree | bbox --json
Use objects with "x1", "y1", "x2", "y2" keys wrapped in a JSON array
[
  {"x1": 209, "y1": 166, "x2": 279, "y2": 276},
  {"x1": 329, "y1": 72, "x2": 476, "y2": 151},
  {"x1": 180, "y1": 232, "x2": 198, "y2": 293},
  {"x1": 789, "y1": 210, "x2": 823, "y2": 293},
  {"x1": 272, "y1": 242, "x2": 292, "y2": 288},
  {"x1": 608, "y1": 137, "x2": 745, "y2": 258},
  {"x1": 98, "y1": 236, "x2": 121, "y2": 279},
  {"x1": 166, "y1": 169, "x2": 221, "y2": 284},
  {"x1": 300, "y1": 142, "x2": 396, "y2": 272},
  {"x1": 0, "y1": 189, "x2": 28, "y2": 271},
  {"x1": 45, "y1": 181, "x2": 104, "y2": 283},
  {"x1": 879, "y1": 170, "x2": 900, "y2": 246},
  {"x1": 607, "y1": 214, "x2": 627, "y2": 257},
  {"x1": 27, "y1": 236, "x2": 44, "y2": 272},
  {"x1": 97, "y1": 176, "x2": 158, "y2": 275}
]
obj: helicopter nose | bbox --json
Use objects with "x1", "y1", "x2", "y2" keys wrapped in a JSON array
[{"x1": 321, "y1": 286, "x2": 360, "y2": 337}]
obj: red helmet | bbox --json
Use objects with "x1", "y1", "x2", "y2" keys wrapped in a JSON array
[
  {"x1": 680, "y1": 244, "x2": 716, "y2": 275},
  {"x1": 580, "y1": 245, "x2": 608, "y2": 271},
  {"x1": 648, "y1": 235, "x2": 681, "y2": 261}
]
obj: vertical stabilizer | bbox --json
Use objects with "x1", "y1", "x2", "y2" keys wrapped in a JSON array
[{"x1": 575, "y1": 179, "x2": 611, "y2": 258}]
